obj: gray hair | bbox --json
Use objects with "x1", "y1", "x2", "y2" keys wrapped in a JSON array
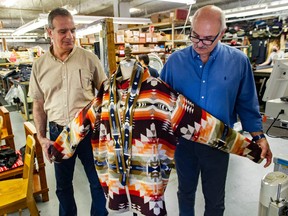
[{"x1": 48, "y1": 7, "x2": 73, "y2": 29}]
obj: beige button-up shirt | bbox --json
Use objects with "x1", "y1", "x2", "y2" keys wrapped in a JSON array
[{"x1": 28, "y1": 46, "x2": 107, "y2": 126}]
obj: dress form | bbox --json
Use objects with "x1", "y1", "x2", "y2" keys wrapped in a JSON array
[{"x1": 119, "y1": 45, "x2": 135, "y2": 80}]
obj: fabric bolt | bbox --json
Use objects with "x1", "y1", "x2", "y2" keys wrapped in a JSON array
[
  {"x1": 50, "y1": 65, "x2": 262, "y2": 216},
  {"x1": 28, "y1": 46, "x2": 107, "y2": 126}
]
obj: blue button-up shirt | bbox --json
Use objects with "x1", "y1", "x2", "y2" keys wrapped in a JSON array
[{"x1": 161, "y1": 42, "x2": 262, "y2": 132}]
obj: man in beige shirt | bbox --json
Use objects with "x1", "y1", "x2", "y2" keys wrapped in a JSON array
[{"x1": 28, "y1": 8, "x2": 108, "y2": 216}]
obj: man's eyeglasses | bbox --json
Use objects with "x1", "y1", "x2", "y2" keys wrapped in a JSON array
[{"x1": 189, "y1": 32, "x2": 220, "y2": 46}]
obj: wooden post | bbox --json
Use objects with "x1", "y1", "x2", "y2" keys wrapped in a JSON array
[{"x1": 105, "y1": 18, "x2": 117, "y2": 75}]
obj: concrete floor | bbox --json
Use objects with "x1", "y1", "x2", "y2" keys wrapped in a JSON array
[{"x1": 6, "y1": 110, "x2": 288, "y2": 216}]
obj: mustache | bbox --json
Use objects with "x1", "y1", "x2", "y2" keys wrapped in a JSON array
[{"x1": 194, "y1": 43, "x2": 207, "y2": 49}]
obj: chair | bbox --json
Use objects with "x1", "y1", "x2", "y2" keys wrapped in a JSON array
[
  {"x1": 0, "y1": 106, "x2": 15, "y2": 150},
  {"x1": 0, "y1": 122, "x2": 49, "y2": 202},
  {"x1": 0, "y1": 135, "x2": 40, "y2": 216},
  {"x1": 0, "y1": 116, "x2": 3, "y2": 145}
]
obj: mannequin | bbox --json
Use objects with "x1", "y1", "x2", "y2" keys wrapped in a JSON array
[
  {"x1": 120, "y1": 58, "x2": 136, "y2": 80},
  {"x1": 120, "y1": 44, "x2": 136, "y2": 80}
]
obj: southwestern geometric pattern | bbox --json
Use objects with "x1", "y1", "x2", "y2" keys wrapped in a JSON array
[{"x1": 50, "y1": 65, "x2": 262, "y2": 216}]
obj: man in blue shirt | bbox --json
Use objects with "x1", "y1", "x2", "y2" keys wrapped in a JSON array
[{"x1": 160, "y1": 5, "x2": 272, "y2": 216}]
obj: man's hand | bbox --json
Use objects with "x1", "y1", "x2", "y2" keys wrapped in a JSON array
[
  {"x1": 38, "y1": 137, "x2": 54, "y2": 163},
  {"x1": 257, "y1": 138, "x2": 272, "y2": 168}
]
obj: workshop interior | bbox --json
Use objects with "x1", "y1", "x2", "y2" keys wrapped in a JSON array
[{"x1": 0, "y1": 0, "x2": 287, "y2": 215}]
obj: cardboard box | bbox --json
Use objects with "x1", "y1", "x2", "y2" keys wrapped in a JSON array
[
  {"x1": 161, "y1": 17, "x2": 171, "y2": 23},
  {"x1": 80, "y1": 38, "x2": 89, "y2": 44},
  {"x1": 125, "y1": 30, "x2": 133, "y2": 38},
  {"x1": 151, "y1": 13, "x2": 160, "y2": 23},
  {"x1": 174, "y1": 34, "x2": 186, "y2": 40},
  {"x1": 139, "y1": 37, "x2": 146, "y2": 43},
  {"x1": 116, "y1": 34, "x2": 125, "y2": 43},
  {"x1": 146, "y1": 33, "x2": 152, "y2": 42},
  {"x1": 139, "y1": 33, "x2": 146, "y2": 38},
  {"x1": 131, "y1": 45, "x2": 139, "y2": 52},
  {"x1": 175, "y1": 9, "x2": 188, "y2": 21},
  {"x1": 133, "y1": 31, "x2": 140, "y2": 36},
  {"x1": 117, "y1": 30, "x2": 125, "y2": 35}
]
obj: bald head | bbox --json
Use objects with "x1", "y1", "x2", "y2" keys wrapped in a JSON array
[{"x1": 192, "y1": 5, "x2": 226, "y2": 32}]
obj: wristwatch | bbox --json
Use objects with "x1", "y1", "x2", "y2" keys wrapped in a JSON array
[{"x1": 252, "y1": 134, "x2": 266, "y2": 142}]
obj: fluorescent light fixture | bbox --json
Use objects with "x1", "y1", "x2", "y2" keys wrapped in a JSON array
[
  {"x1": 13, "y1": 14, "x2": 151, "y2": 36},
  {"x1": 0, "y1": 29, "x2": 15, "y2": 33},
  {"x1": 113, "y1": 17, "x2": 151, "y2": 25},
  {"x1": 225, "y1": 1, "x2": 288, "y2": 19},
  {"x1": 2, "y1": 0, "x2": 16, "y2": 7},
  {"x1": 6, "y1": 38, "x2": 36, "y2": 42},
  {"x1": 76, "y1": 24, "x2": 102, "y2": 37},
  {"x1": 12, "y1": 18, "x2": 47, "y2": 36},
  {"x1": 0, "y1": 34, "x2": 38, "y2": 39},
  {"x1": 129, "y1": 8, "x2": 142, "y2": 13},
  {"x1": 158, "y1": 0, "x2": 196, "y2": 5},
  {"x1": 39, "y1": 14, "x2": 151, "y2": 25}
]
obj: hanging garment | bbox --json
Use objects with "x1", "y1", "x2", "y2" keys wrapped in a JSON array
[{"x1": 50, "y1": 65, "x2": 262, "y2": 216}]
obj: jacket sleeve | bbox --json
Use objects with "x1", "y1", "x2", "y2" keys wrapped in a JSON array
[
  {"x1": 50, "y1": 98, "x2": 97, "y2": 162},
  {"x1": 171, "y1": 94, "x2": 263, "y2": 163}
]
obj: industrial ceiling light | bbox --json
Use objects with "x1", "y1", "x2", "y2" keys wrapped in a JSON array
[
  {"x1": 12, "y1": 18, "x2": 47, "y2": 36},
  {"x1": 13, "y1": 14, "x2": 151, "y2": 36},
  {"x1": 76, "y1": 23, "x2": 102, "y2": 37},
  {"x1": 129, "y1": 8, "x2": 142, "y2": 13},
  {"x1": 1, "y1": 0, "x2": 17, "y2": 7},
  {"x1": 6, "y1": 38, "x2": 36, "y2": 42},
  {"x1": 158, "y1": 0, "x2": 196, "y2": 5},
  {"x1": 39, "y1": 14, "x2": 151, "y2": 25},
  {"x1": 225, "y1": 0, "x2": 288, "y2": 19}
]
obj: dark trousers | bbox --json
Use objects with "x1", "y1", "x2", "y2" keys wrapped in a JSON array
[
  {"x1": 49, "y1": 122, "x2": 108, "y2": 216},
  {"x1": 175, "y1": 138, "x2": 229, "y2": 216}
]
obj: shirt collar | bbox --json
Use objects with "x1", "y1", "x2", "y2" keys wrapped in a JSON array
[
  {"x1": 191, "y1": 41, "x2": 221, "y2": 60},
  {"x1": 49, "y1": 45, "x2": 77, "y2": 62}
]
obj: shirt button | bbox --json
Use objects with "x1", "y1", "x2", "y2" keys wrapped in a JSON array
[
  {"x1": 201, "y1": 96, "x2": 204, "y2": 99},
  {"x1": 200, "y1": 65, "x2": 202, "y2": 68},
  {"x1": 202, "y1": 80, "x2": 205, "y2": 83}
]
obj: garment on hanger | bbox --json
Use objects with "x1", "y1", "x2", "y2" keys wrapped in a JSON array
[{"x1": 50, "y1": 66, "x2": 262, "y2": 215}]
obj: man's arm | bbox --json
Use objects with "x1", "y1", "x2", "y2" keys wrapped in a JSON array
[{"x1": 33, "y1": 98, "x2": 53, "y2": 163}]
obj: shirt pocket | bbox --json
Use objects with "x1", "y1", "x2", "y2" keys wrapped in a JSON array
[{"x1": 77, "y1": 68, "x2": 93, "y2": 91}]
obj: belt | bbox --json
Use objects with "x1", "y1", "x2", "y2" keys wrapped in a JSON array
[{"x1": 49, "y1": 121, "x2": 64, "y2": 131}]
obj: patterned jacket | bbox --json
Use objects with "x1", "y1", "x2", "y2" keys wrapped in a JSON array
[{"x1": 51, "y1": 64, "x2": 262, "y2": 216}]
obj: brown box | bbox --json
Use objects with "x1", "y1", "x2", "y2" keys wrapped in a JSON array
[
  {"x1": 139, "y1": 33, "x2": 146, "y2": 38},
  {"x1": 117, "y1": 30, "x2": 125, "y2": 35},
  {"x1": 161, "y1": 17, "x2": 171, "y2": 23},
  {"x1": 151, "y1": 13, "x2": 160, "y2": 23},
  {"x1": 139, "y1": 37, "x2": 146, "y2": 43},
  {"x1": 116, "y1": 34, "x2": 125, "y2": 43},
  {"x1": 80, "y1": 38, "x2": 89, "y2": 44},
  {"x1": 146, "y1": 33, "x2": 152, "y2": 43},
  {"x1": 174, "y1": 9, "x2": 188, "y2": 21}
]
